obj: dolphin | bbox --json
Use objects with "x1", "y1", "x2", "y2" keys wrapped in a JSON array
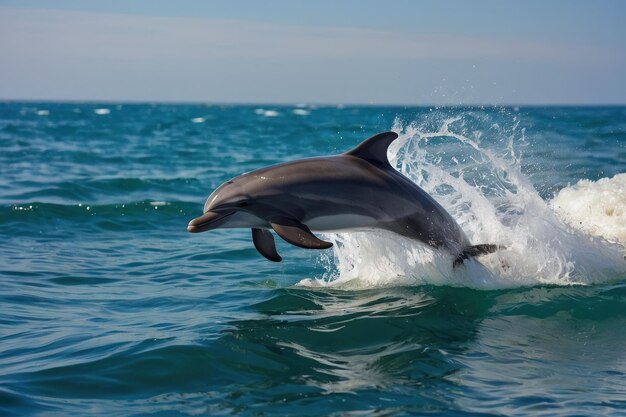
[{"x1": 188, "y1": 132, "x2": 499, "y2": 266}]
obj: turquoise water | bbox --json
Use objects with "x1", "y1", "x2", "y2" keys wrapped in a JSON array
[{"x1": 1, "y1": 102, "x2": 625, "y2": 416}]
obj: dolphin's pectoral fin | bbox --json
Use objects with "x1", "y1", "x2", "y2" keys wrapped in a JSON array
[
  {"x1": 453, "y1": 244, "x2": 505, "y2": 268},
  {"x1": 252, "y1": 228, "x2": 282, "y2": 262},
  {"x1": 270, "y1": 218, "x2": 333, "y2": 250},
  {"x1": 344, "y1": 131, "x2": 399, "y2": 168}
]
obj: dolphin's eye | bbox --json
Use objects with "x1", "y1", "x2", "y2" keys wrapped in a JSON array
[{"x1": 238, "y1": 201, "x2": 249, "y2": 208}]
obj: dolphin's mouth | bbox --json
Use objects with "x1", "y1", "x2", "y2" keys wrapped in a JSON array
[{"x1": 187, "y1": 211, "x2": 235, "y2": 233}]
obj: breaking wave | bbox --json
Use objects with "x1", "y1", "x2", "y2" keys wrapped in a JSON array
[{"x1": 551, "y1": 173, "x2": 626, "y2": 244}]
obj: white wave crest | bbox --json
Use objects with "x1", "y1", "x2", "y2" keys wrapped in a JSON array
[
  {"x1": 255, "y1": 108, "x2": 280, "y2": 117},
  {"x1": 551, "y1": 174, "x2": 626, "y2": 244},
  {"x1": 299, "y1": 114, "x2": 626, "y2": 290}
]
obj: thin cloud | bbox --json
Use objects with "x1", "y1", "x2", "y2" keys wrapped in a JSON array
[{"x1": 0, "y1": 7, "x2": 623, "y2": 103}]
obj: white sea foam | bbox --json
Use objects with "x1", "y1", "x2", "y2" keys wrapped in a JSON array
[
  {"x1": 191, "y1": 117, "x2": 205, "y2": 123},
  {"x1": 36, "y1": 110, "x2": 49, "y2": 116},
  {"x1": 94, "y1": 108, "x2": 110, "y2": 115},
  {"x1": 292, "y1": 109, "x2": 310, "y2": 116},
  {"x1": 255, "y1": 109, "x2": 280, "y2": 117},
  {"x1": 551, "y1": 174, "x2": 626, "y2": 244},
  {"x1": 298, "y1": 114, "x2": 626, "y2": 290}
]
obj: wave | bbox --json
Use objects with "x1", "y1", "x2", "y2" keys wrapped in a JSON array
[
  {"x1": 7, "y1": 282, "x2": 625, "y2": 415},
  {"x1": 1, "y1": 200, "x2": 199, "y2": 234},
  {"x1": 551, "y1": 173, "x2": 626, "y2": 244},
  {"x1": 300, "y1": 112, "x2": 626, "y2": 290},
  {"x1": 0, "y1": 176, "x2": 205, "y2": 205}
]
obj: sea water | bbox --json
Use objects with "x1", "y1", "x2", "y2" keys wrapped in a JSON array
[{"x1": 0, "y1": 103, "x2": 625, "y2": 416}]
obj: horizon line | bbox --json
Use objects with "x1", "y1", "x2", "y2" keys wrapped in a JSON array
[{"x1": 2, "y1": 98, "x2": 626, "y2": 108}]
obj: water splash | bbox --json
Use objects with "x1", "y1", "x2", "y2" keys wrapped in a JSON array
[{"x1": 300, "y1": 112, "x2": 626, "y2": 289}]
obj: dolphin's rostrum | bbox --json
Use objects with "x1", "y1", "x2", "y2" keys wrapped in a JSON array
[{"x1": 188, "y1": 132, "x2": 499, "y2": 266}]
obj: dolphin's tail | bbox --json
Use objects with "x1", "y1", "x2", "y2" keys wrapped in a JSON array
[{"x1": 453, "y1": 244, "x2": 504, "y2": 268}]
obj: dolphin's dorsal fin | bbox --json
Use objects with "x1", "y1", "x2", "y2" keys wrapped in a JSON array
[{"x1": 344, "y1": 131, "x2": 399, "y2": 168}]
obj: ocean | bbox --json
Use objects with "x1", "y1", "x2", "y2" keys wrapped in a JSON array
[{"x1": 1, "y1": 102, "x2": 625, "y2": 416}]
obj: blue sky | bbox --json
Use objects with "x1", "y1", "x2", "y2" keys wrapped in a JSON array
[{"x1": 0, "y1": 0, "x2": 624, "y2": 104}]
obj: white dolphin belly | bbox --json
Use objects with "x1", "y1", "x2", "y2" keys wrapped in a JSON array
[{"x1": 306, "y1": 214, "x2": 377, "y2": 232}]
